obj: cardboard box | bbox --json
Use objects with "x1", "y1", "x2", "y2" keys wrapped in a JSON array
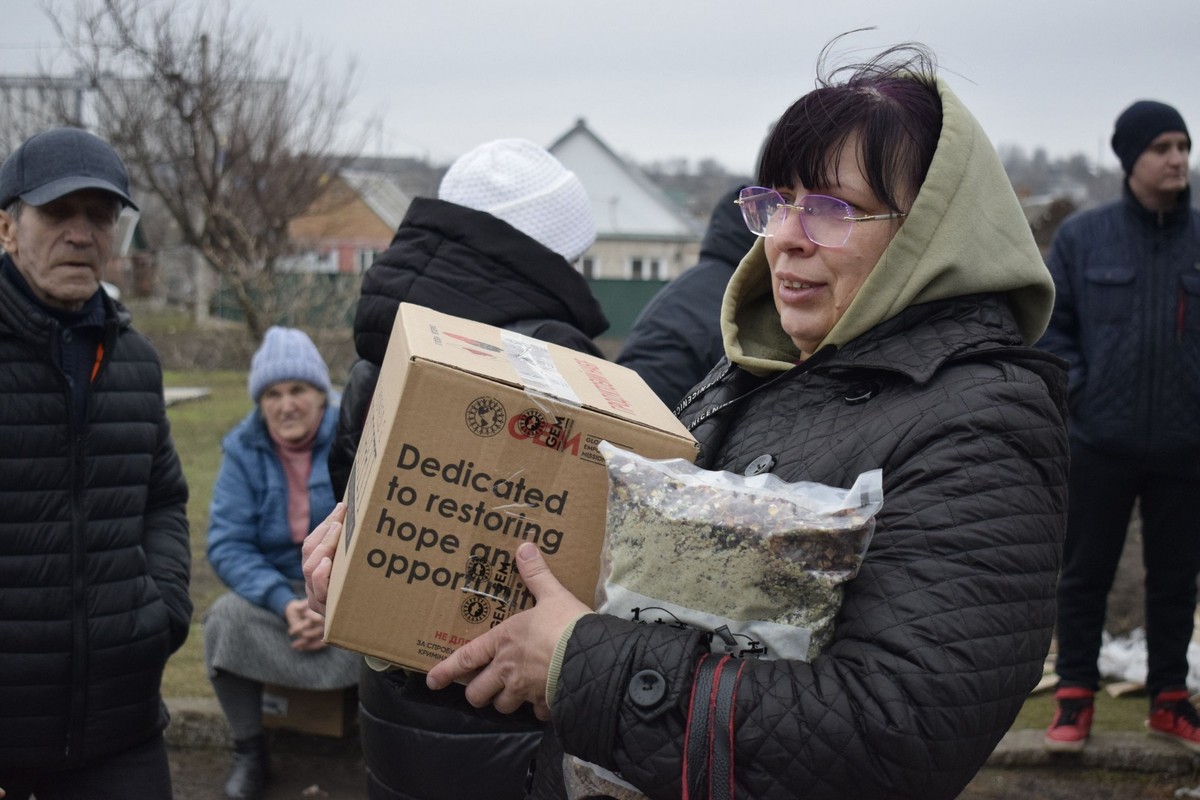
[
  {"x1": 324, "y1": 303, "x2": 699, "y2": 673},
  {"x1": 261, "y1": 684, "x2": 357, "y2": 738}
]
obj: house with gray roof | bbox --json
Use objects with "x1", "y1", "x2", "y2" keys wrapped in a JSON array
[{"x1": 549, "y1": 119, "x2": 702, "y2": 281}]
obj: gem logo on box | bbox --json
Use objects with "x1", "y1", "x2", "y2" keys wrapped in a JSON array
[{"x1": 510, "y1": 407, "x2": 578, "y2": 454}]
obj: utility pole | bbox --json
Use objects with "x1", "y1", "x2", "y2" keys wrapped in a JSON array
[{"x1": 193, "y1": 32, "x2": 211, "y2": 325}]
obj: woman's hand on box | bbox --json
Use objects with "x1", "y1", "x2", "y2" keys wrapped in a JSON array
[
  {"x1": 303, "y1": 502, "x2": 345, "y2": 615},
  {"x1": 425, "y1": 542, "x2": 589, "y2": 720}
]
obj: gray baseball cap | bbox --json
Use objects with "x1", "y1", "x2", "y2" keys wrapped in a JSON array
[{"x1": 0, "y1": 127, "x2": 138, "y2": 211}]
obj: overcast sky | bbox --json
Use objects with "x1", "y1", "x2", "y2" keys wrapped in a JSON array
[{"x1": 4, "y1": 1, "x2": 1197, "y2": 175}]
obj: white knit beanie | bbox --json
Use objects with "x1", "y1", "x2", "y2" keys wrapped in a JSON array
[
  {"x1": 438, "y1": 138, "x2": 596, "y2": 263},
  {"x1": 248, "y1": 326, "x2": 331, "y2": 402}
]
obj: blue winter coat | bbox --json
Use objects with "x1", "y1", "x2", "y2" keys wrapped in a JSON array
[{"x1": 207, "y1": 401, "x2": 339, "y2": 616}]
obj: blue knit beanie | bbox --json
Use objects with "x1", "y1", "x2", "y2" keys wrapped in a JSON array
[
  {"x1": 248, "y1": 326, "x2": 331, "y2": 402},
  {"x1": 1111, "y1": 100, "x2": 1190, "y2": 175}
]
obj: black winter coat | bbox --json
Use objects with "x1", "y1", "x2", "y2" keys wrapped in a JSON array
[
  {"x1": 535, "y1": 294, "x2": 1069, "y2": 799},
  {"x1": 1038, "y1": 185, "x2": 1200, "y2": 467},
  {"x1": 0, "y1": 265, "x2": 191, "y2": 771},
  {"x1": 330, "y1": 197, "x2": 608, "y2": 800},
  {"x1": 616, "y1": 185, "x2": 756, "y2": 409}
]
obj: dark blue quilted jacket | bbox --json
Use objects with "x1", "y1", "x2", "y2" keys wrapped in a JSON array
[
  {"x1": 535, "y1": 293, "x2": 1069, "y2": 799},
  {"x1": 1038, "y1": 185, "x2": 1200, "y2": 467}
]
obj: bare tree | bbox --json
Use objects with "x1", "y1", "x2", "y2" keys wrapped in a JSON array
[{"x1": 42, "y1": 0, "x2": 361, "y2": 340}]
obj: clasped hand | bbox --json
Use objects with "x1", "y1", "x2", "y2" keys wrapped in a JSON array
[{"x1": 284, "y1": 598, "x2": 327, "y2": 652}]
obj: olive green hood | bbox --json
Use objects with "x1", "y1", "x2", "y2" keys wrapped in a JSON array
[{"x1": 720, "y1": 78, "x2": 1055, "y2": 374}]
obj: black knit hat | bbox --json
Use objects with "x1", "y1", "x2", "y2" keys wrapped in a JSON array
[
  {"x1": 1111, "y1": 100, "x2": 1190, "y2": 176},
  {"x1": 0, "y1": 127, "x2": 137, "y2": 211}
]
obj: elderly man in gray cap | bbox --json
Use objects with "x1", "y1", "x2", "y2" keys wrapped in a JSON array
[
  {"x1": 1040, "y1": 101, "x2": 1200, "y2": 755},
  {"x1": 0, "y1": 127, "x2": 190, "y2": 799}
]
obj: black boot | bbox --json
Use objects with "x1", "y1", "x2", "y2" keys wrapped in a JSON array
[{"x1": 225, "y1": 734, "x2": 270, "y2": 800}]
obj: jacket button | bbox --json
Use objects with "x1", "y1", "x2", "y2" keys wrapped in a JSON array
[
  {"x1": 628, "y1": 669, "x2": 666, "y2": 707},
  {"x1": 744, "y1": 454, "x2": 775, "y2": 476},
  {"x1": 844, "y1": 381, "x2": 879, "y2": 404}
]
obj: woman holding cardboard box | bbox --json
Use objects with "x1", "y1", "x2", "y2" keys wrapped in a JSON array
[
  {"x1": 205, "y1": 327, "x2": 360, "y2": 800},
  {"x1": 308, "y1": 38, "x2": 1072, "y2": 799}
]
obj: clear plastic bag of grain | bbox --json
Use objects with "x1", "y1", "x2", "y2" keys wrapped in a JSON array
[
  {"x1": 595, "y1": 439, "x2": 881, "y2": 661},
  {"x1": 562, "y1": 441, "x2": 882, "y2": 799}
]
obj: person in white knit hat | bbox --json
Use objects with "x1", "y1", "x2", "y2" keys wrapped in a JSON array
[
  {"x1": 322, "y1": 141, "x2": 609, "y2": 800},
  {"x1": 437, "y1": 137, "x2": 596, "y2": 264}
]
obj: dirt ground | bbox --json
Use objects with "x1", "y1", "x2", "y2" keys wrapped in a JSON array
[
  {"x1": 961, "y1": 765, "x2": 1192, "y2": 799},
  {"x1": 169, "y1": 730, "x2": 368, "y2": 799},
  {"x1": 167, "y1": 732, "x2": 1195, "y2": 800}
]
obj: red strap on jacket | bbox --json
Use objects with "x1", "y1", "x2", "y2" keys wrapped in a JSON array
[
  {"x1": 682, "y1": 654, "x2": 744, "y2": 800},
  {"x1": 708, "y1": 657, "x2": 744, "y2": 800}
]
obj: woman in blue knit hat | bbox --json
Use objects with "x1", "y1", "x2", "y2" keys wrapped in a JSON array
[{"x1": 205, "y1": 327, "x2": 360, "y2": 800}]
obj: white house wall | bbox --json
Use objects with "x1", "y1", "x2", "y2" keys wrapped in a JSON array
[
  {"x1": 553, "y1": 134, "x2": 696, "y2": 237},
  {"x1": 583, "y1": 239, "x2": 701, "y2": 281},
  {"x1": 549, "y1": 120, "x2": 703, "y2": 281}
]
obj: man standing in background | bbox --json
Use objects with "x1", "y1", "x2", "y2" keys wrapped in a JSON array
[
  {"x1": 0, "y1": 127, "x2": 191, "y2": 799},
  {"x1": 1040, "y1": 101, "x2": 1200, "y2": 753}
]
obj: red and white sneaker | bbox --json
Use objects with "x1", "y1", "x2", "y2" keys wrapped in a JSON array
[
  {"x1": 1044, "y1": 686, "x2": 1094, "y2": 752},
  {"x1": 1147, "y1": 689, "x2": 1200, "y2": 753}
]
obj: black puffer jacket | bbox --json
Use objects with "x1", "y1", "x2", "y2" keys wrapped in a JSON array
[
  {"x1": 537, "y1": 294, "x2": 1068, "y2": 799},
  {"x1": 0, "y1": 263, "x2": 191, "y2": 770},
  {"x1": 1037, "y1": 184, "x2": 1200, "y2": 466},
  {"x1": 330, "y1": 197, "x2": 609, "y2": 800},
  {"x1": 616, "y1": 185, "x2": 756, "y2": 408}
]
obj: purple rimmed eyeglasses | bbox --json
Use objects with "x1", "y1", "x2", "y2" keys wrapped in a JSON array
[{"x1": 734, "y1": 186, "x2": 906, "y2": 248}]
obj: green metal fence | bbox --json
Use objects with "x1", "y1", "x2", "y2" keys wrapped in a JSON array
[{"x1": 587, "y1": 278, "x2": 667, "y2": 337}]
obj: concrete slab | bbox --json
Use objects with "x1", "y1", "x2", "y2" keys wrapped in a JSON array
[
  {"x1": 990, "y1": 728, "x2": 1200, "y2": 774},
  {"x1": 165, "y1": 387, "x2": 211, "y2": 406}
]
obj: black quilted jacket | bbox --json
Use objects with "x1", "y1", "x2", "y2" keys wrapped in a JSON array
[
  {"x1": 1037, "y1": 184, "x2": 1200, "y2": 467},
  {"x1": 535, "y1": 293, "x2": 1069, "y2": 799},
  {"x1": 0, "y1": 264, "x2": 191, "y2": 770}
]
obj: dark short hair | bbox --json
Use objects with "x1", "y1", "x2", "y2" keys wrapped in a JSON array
[{"x1": 757, "y1": 39, "x2": 943, "y2": 213}]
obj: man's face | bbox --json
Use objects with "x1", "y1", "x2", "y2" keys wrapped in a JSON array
[
  {"x1": 1129, "y1": 131, "x2": 1190, "y2": 210},
  {"x1": 0, "y1": 189, "x2": 121, "y2": 312}
]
